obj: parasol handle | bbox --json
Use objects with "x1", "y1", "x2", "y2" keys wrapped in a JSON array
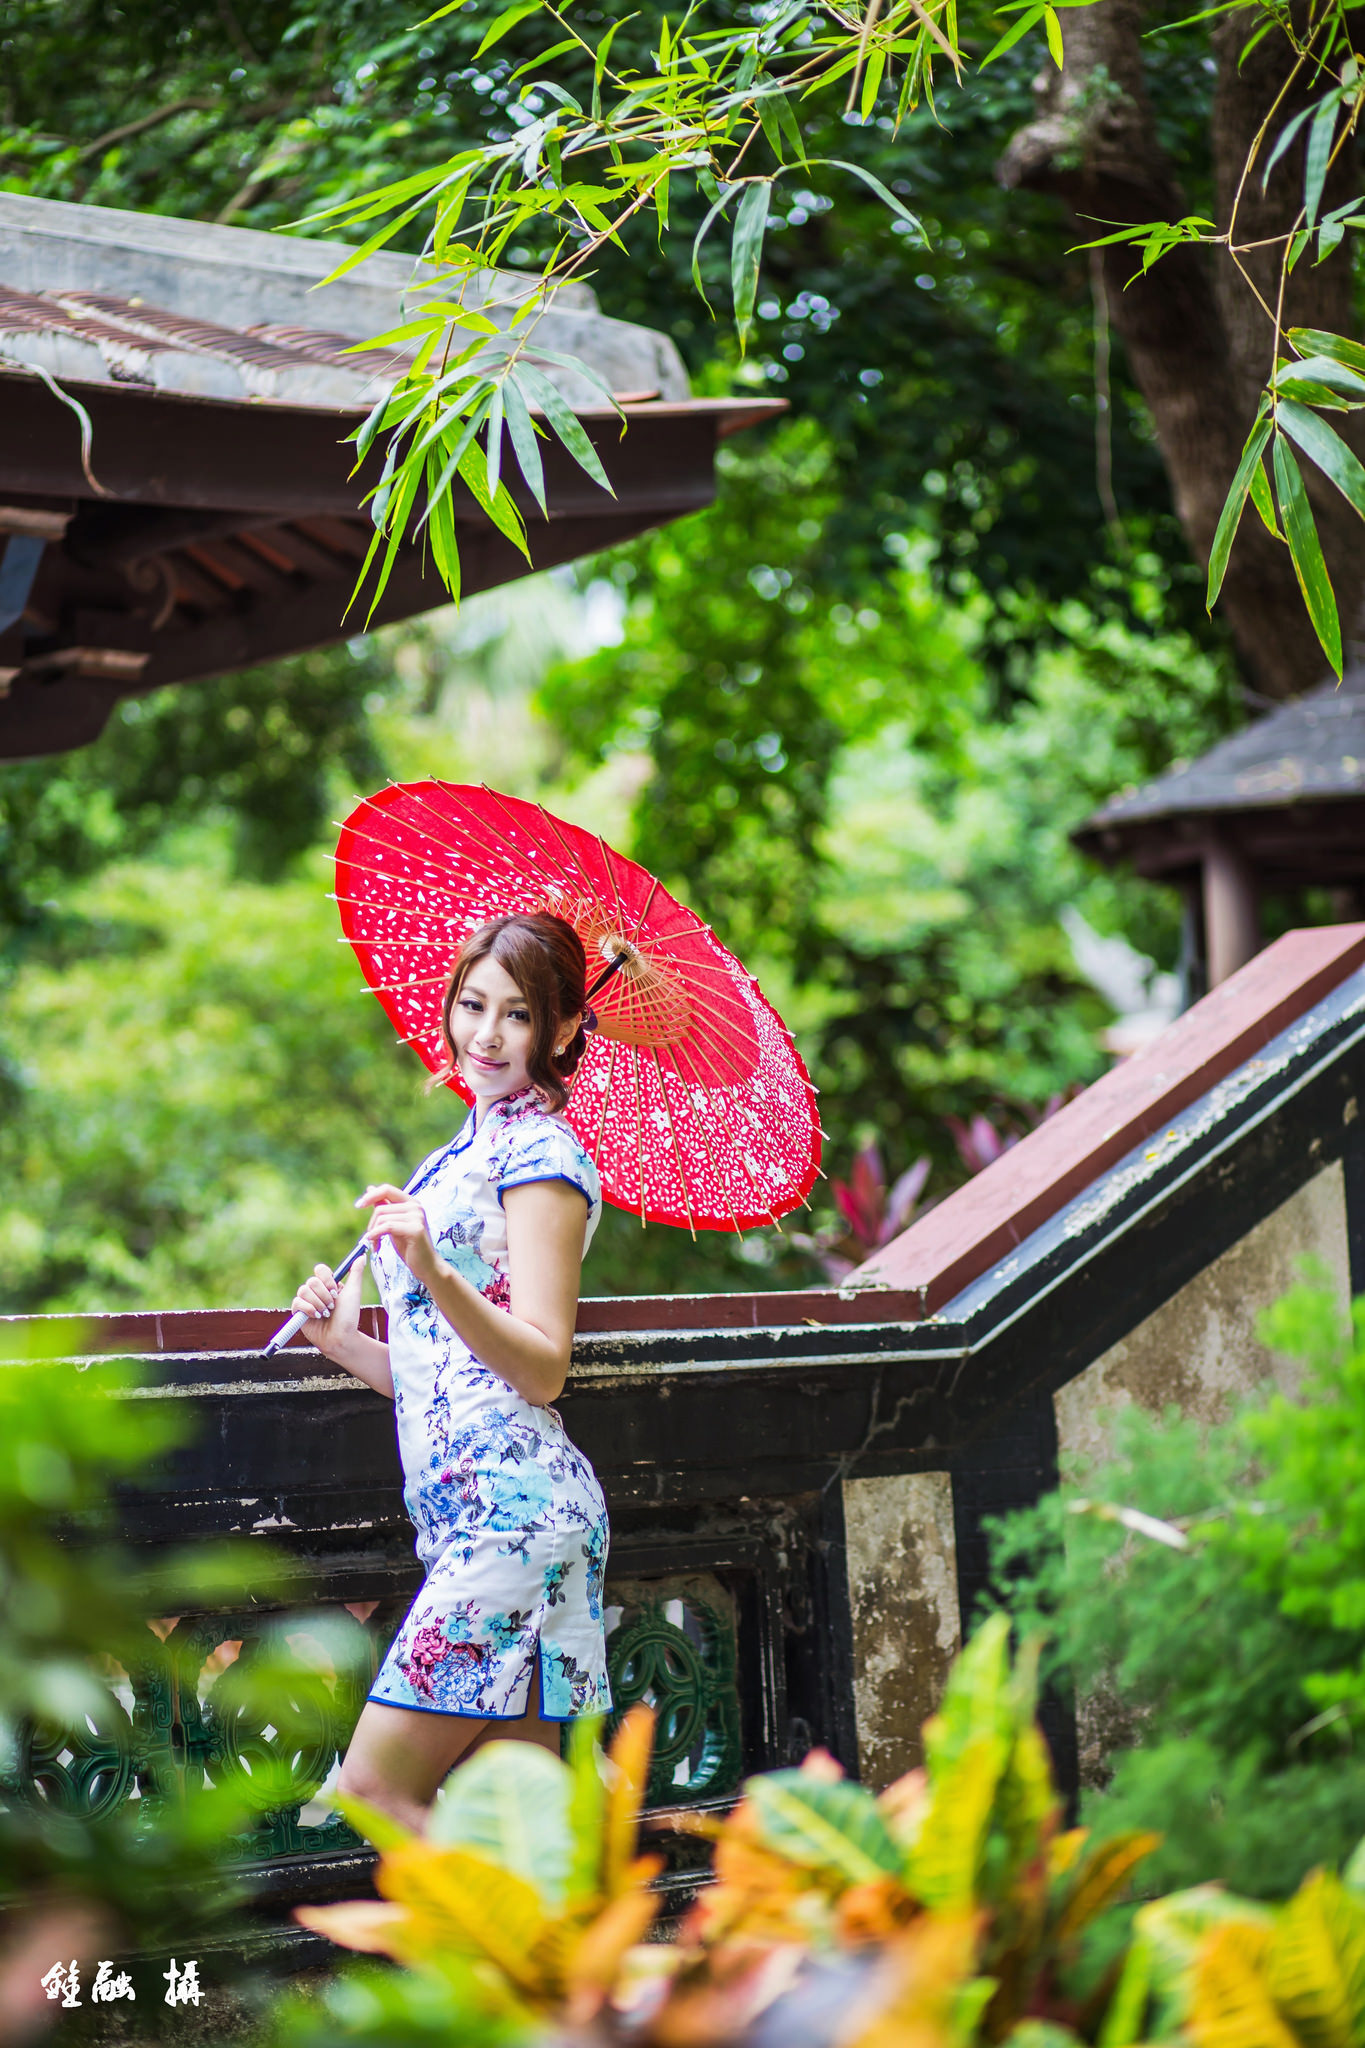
[
  {"x1": 261, "y1": 1146, "x2": 454, "y2": 1359},
  {"x1": 585, "y1": 950, "x2": 630, "y2": 1004},
  {"x1": 262, "y1": 1239, "x2": 370, "y2": 1359}
]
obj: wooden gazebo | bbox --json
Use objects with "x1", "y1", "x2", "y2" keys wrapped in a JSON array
[
  {"x1": 1073, "y1": 678, "x2": 1365, "y2": 989},
  {"x1": 0, "y1": 193, "x2": 779, "y2": 761}
]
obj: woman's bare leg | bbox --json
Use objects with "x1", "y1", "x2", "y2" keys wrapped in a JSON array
[{"x1": 337, "y1": 1683, "x2": 562, "y2": 1833}]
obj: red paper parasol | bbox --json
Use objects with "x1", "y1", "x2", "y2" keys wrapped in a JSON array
[{"x1": 334, "y1": 781, "x2": 821, "y2": 1231}]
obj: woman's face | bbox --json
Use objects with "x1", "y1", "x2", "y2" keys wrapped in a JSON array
[{"x1": 449, "y1": 956, "x2": 540, "y2": 1104}]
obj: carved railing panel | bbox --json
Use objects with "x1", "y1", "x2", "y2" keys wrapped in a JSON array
[{"x1": 4, "y1": 1571, "x2": 748, "y2": 1882}]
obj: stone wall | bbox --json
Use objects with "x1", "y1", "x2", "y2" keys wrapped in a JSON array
[{"x1": 1054, "y1": 1160, "x2": 1351, "y2": 1463}]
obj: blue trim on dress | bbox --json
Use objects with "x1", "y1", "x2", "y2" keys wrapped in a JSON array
[
  {"x1": 365, "y1": 1644, "x2": 586, "y2": 1722},
  {"x1": 495, "y1": 1171, "x2": 593, "y2": 1210}
]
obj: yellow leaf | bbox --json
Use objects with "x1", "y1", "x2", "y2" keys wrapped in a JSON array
[
  {"x1": 293, "y1": 1900, "x2": 407, "y2": 1954},
  {"x1": 1048, "y1": 1829, "x2": 1089, "y2": 1881},
  {"x1": 377, "y1": 1841, "x2": 548, "y2": 1998},
  {"x1": 1191, "y1": 1920, "x2": 1298, "y2": 2048},
  {"x1": 1265, "y1": 1871, "x2": 1365, "y2": 2048},
  {"x1": 1052, "y1": 1832, "x2": 1162, "y2": 1947},
  {"x1": 905, "y1": 1733, "x2": 1009, "y2": 1911},
  {"x1": 604, "y1": 1705, "x2": 655, "y2": 1897}
]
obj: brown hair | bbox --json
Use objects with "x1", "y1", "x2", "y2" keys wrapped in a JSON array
[{"x1": 434, "y1": 913, "x2": 589, "y2": 1114}]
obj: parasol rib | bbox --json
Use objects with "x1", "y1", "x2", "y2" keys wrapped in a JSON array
[
  {"x1": 651, "y1": 1046, "x2": 697, "y2": 1239},
  {"x1": 668, "y1": 1038, "x2": 783, "y2": 1229},
  {"x1": 345, "y1": 789, "x2": 528, "y2": 892},
  {"x1": 591, "y1": 1038, "x2": 618, "y2": 1167}
]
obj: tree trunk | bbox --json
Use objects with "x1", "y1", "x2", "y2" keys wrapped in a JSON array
[{"x1": 997, "y1": 0, "x2": 1365, "y2": 699}]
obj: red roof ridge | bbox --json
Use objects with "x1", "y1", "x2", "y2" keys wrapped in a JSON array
[{"x1": 849, "y1": 922, "x2": 1365, "y2": 1314}]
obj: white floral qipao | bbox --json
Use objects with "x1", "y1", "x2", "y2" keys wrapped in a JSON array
[{"x1": 367, "y1": 1086, "x2": 611, "y2": 1721}]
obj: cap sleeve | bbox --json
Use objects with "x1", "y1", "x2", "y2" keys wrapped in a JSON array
[{"x1": 490, "y1": 1113, "x2": 602, "y2": 1246}]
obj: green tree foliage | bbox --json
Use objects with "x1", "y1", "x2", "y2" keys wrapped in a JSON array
[
  {"x1": 0, "y1": 638, "x2": 392, "y2": 944},
  {"x1": 0, "y1": 0, "x2": 1249, "y2": 1307},
  {"x1": 0, "y1": 0, "x2": 1203, "y2": 650},
  {"x1": 543, "y1": 422, "x2": 1236, "y2": 1178},
  {"x1": 990, "y1": 1272, "x2": 1365, "y2": 1901}
]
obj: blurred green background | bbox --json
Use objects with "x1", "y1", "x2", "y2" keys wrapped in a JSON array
[{"x1": 0, "y1": 0, "x2": 1252, "y2": 1309}]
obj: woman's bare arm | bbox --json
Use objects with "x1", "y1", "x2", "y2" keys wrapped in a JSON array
[
  {"x1": 290, "y1": 1260, "x2": 394, "y2": 1398},
  {"x1": 358, "y1": 1178, "x2": 586, "y2": 1406}
]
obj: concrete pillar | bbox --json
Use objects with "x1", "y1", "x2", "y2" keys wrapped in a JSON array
[
  {"x1": 1202, "y1": 835, "x2": 1259, "y2": 986},
  {"x1": 840, "y1": 1472, "x2": 961, "y2": 1788}
]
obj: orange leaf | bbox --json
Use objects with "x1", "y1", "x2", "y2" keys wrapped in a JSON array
[
  {"x1": 838, "y1": 1877, "x2": 919, "y2": 1947},
  {"x1": 605, "y1": 1705, "x2": 655, "y2": 1896},
  {"x1": 293, "y1": 1900, "x2": 407, "y2": 1955},
  {"x1": 564, "y1": 1881, "x2": 665, "y2": 2020}
]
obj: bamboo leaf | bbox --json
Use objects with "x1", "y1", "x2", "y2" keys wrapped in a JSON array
[
  {"x1": 313, "y1": 199, "x2": 431, "y2": 285},
  {"x1": 1288, "y1": 327, "x2": 1365, "y2": 377},
  {"x1": 501, "y1": 373, "x2": 548, "y2": 515},
  {"x1": 731, "y1": 181, "x2": 770, "y2": 349},
  {"x1": 416, "y1": 393, "x2": 494, "y2": 538},
  {"x1": 360, "y1": 447, "x2": 424, "y2": 625},
  {"x1": 775, "y1": 85, "x2": 808, "y2": 161},
  {"x1": 1206, "y1": 411, "x2": 1272, "y2": 607},
  {"x1": 424, "y1": 454, "x2": 462, "y2": 602},
  {"x1": 1043, "y1": 4, "x2": 1064, "y2": 66},
  {"x1": 457, "y1": 442, "x2": 529, "y2": 559},
  {"x1": 515, "y1": 363, "x2": 615, "y2": 495},
  {"x1": 474, "y1": 0, "x2": 545, "y2": 58},
  {"x1": 1274, "y1": 432, "x2": 1342, "y2": 675},
  {"x1": 509, "y1": 37, "x2": 579, "y2": 77},
  {"x1": 1249, "y1": 456, "x2": 1279, "y2": 536},
  {"x1": 859, "y1": 45, "x2": 887, "y2": 120},
  {"x1": 980, "y1": 5, "x2": 1045, "y2": 67},
  {"x1": 1317, "y1": 220, "x2": 1347, "y2": 263},
  {"x1": 1305, "y1": 91, "x2": 1340, "y2": 228},
  {"x1": 1262, "y1": 100, "x2": 1315, "y2": 191},
  {"x1": 691, "y1": 184, "x2": 738, "y2": 313},
  {"x1": 1278, "y1": 396, "x2": 1365, "y2": 516},
  {"x1": 485, "y1": 385, "x2": 505, "y2": 501},
  {"x1": 808, "y1": 156, "x2": 922, "y2": 231},
  {"x1": 1274, "y1": 354, "x2": 1365, "y2": 400},
  {"x1": 758, "y1": 93, "x2": 785, "y2": 161},
  {"x1": 593, "y1": 14, "x2": 635, "y2": 118}
]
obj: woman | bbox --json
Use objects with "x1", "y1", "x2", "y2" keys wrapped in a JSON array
[{"x1": 291, "y1": 911, "x2": 610, "y2": 1832}]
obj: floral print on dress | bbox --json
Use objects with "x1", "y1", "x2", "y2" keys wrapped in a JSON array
[{"x1": 367, "y1": 1088, "x2": 611, "y2": 1721}]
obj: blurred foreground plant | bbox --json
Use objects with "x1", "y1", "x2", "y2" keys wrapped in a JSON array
[
  {"x1": 279, "y1": 1605, "x2": 1365, "y2": 2048},
  {"x1": 274, "y1": 1619, "x2": 1148, "y2": 2046},
  {"x1": 0, "y1": 1320, "x2": 292, "y2": 2029}
]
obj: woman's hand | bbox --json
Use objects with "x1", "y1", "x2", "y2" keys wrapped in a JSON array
[
  {"x1": 291, "y1": 1258, "x2": 362, "y2": 1361},
  {"x1": 358, "y1": 1184, "x2": 442, "y2": 1286}
]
